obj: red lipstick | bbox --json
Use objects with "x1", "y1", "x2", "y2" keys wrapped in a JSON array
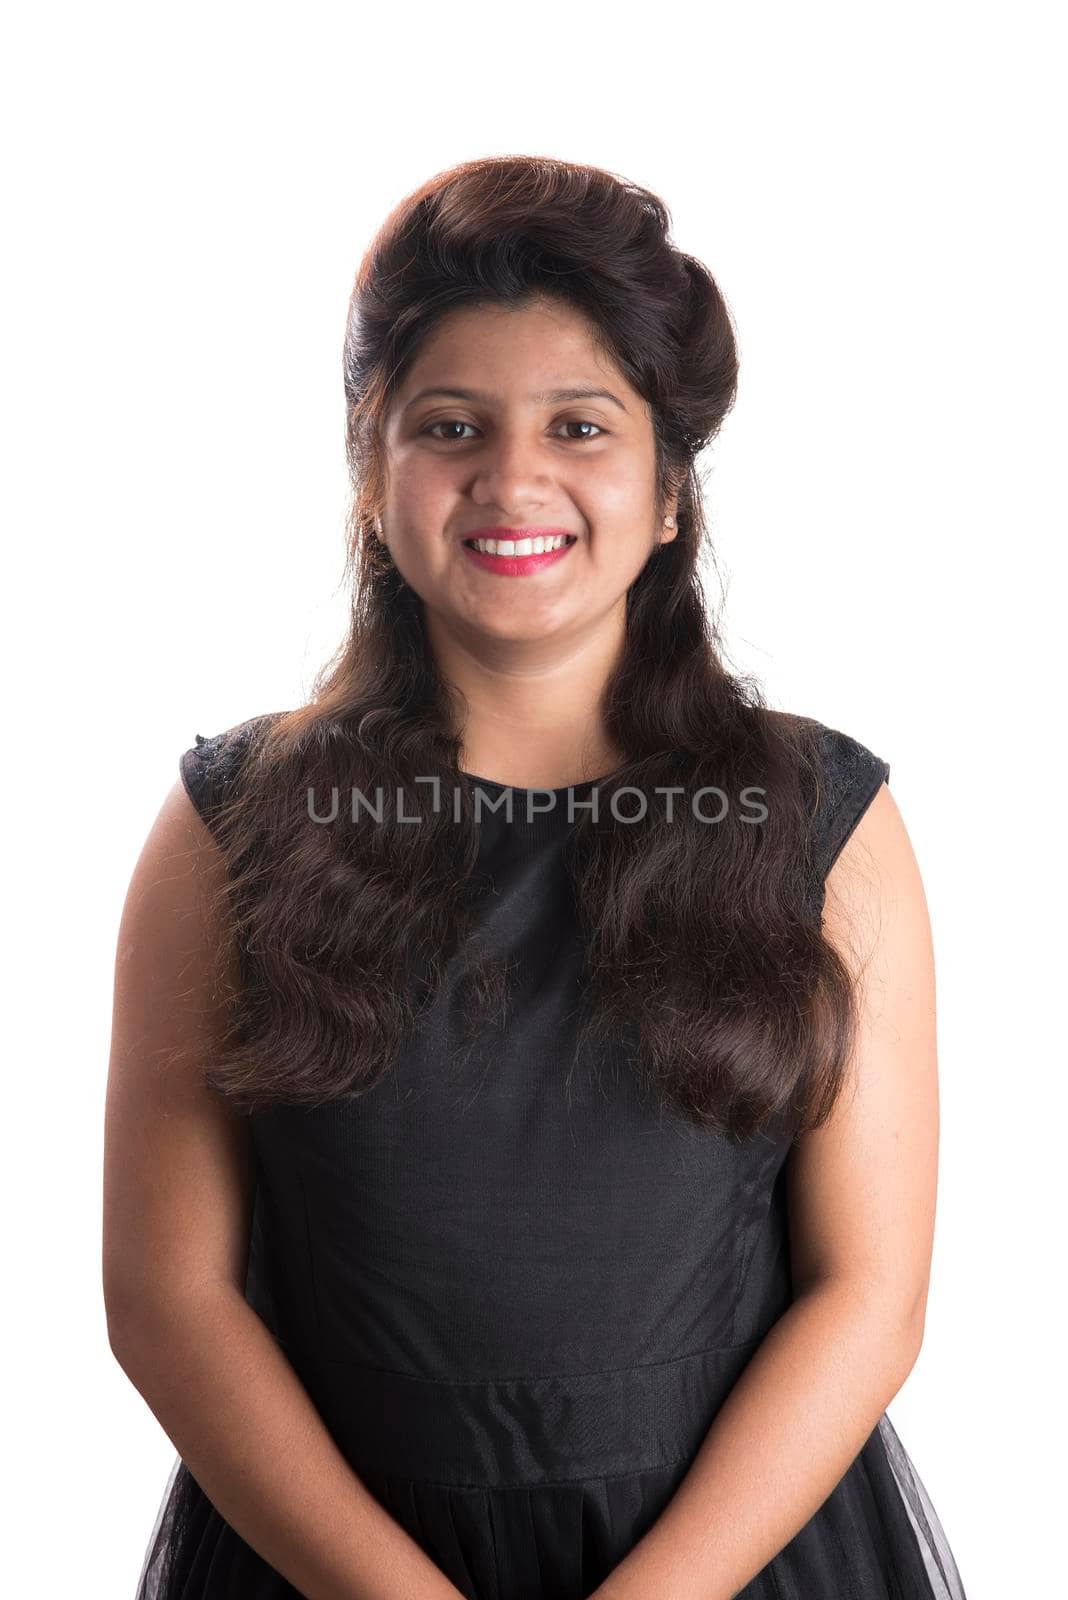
[{"x1": 460, "y1": 527, "x2": 578, "y2": 577}]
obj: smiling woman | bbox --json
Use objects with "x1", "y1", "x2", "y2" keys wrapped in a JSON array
[{"x1": 107, "y1": 153, "x2": 968, "y2": 1600}]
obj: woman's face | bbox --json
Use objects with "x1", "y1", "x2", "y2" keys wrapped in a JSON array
[{"x1": 378, "y1": 297, "x2": 678, "y2": 657}]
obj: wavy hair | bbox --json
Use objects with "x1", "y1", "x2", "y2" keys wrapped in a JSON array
[{"x1": 192, "y1": 154, "x2": 861, "y2": 1143}]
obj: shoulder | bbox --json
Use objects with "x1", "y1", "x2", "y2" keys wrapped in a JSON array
[
  {"x1": 178, "y1": 711, "x2": 285, "y2": 828},
  {"x1": 764, "y1": 708, "x2": 893, "y2": 916},
  {"x1": 805, "y1": 719, "x2": 891, "y2": 881}
]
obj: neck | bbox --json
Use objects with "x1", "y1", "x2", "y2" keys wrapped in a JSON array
[{"x1": 426, "y1": 608, "x2": 625, "y2": 789}]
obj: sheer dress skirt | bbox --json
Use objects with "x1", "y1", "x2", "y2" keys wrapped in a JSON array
[{"x1": 135, "y1": 1343, "x2": 967, "y2": 1600}]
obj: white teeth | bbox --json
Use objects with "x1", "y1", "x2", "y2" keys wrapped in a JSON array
[{"x1": 469, "y1": 534, "x2": 571, "y2": 555}]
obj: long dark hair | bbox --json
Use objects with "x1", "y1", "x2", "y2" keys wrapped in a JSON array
[{"x1": 192, "y1": 154, "x2": 859, "y2": 1143}]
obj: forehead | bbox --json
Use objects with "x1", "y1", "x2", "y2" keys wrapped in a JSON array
[{"x1": 391, "y1": 300, "x2": 641, "y2": 411}]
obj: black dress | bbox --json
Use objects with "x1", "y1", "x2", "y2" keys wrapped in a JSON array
[{"x1": 135, "y1": 716, "x2": 968, "y2": 1600}]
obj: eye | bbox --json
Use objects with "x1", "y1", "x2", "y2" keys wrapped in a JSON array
[
  {"x1": 559, "y1": 419, "x2": 604, "y2": 442},
  {"x1": 421, "y1": 418, "x2": 606, "y2": 443},
  {"x1": 423, "y1": 420, "x2": 478, "y2": 442}
]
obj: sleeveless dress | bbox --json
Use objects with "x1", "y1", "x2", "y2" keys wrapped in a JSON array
[{"x1": 135, "y1": 715, "x2": 969, "y2": 1600}]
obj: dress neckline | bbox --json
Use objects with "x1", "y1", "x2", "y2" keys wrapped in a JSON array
[{"x1": 459, "y1": 770, "x2": 610, "y2": 797}]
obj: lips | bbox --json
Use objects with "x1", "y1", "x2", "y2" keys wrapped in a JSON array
[{"x1": 461, "y1": 533, "x2": 577, "y2": 576}]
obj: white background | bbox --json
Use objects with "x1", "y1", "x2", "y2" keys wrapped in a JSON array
[{"x1": 4, "y1": 2, "x2": 1064, "y2": 1594}]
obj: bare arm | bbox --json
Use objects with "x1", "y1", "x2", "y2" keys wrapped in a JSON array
[
  {"x1": 590, "y1": 781, "x2": 939, "y2": 1600},
  {"x1": 103, "y1": 778, "x2": 464, "y2": 1600}
]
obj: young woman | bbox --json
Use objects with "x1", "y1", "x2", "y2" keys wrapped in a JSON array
[{"x1": 105, "y1": 154, "x2": 968, "y2": 1600}]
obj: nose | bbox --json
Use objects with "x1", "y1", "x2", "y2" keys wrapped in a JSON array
[{"x1": 469, "y1": 427, "x2": 554, "y2": 517}]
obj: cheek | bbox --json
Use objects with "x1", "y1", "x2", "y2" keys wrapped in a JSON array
[
  {"x1": 389, "y1": 467, "x2": 448, "y2": 520},
  {"x1": 396, "y1": 476, "x2": 463, "y2": 547},
  {"x1": 586, "y1": 457, "x2": 656, "y2": 521},
  {"x1": 382, "y1": 487, "x2": 450, "y2": 563}
]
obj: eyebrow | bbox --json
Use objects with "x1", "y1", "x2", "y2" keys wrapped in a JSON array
[{"x1": 402, "y1": 384, "x2": 628, "y2": 414}]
